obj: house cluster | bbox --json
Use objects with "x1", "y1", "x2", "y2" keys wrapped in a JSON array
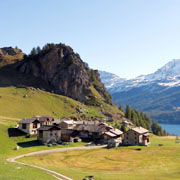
[{"x1": 18, "y1": 116, "x2": 150, "y2": 147}]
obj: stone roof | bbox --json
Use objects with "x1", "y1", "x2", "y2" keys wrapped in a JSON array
[
  {"x1": 34, "y1": 116, "x2": 54, "y2": 122},
  {"x1": 110, "y1": 128, "x2": 123, "y2": 135},
  {"x1": 74, "y1": 124, "x2": 106, "y2": 133},
  {"x1": 104, "y1": 131, "x2": 117, "y2": 137},
  {"x1": 19, "y1": 116, "x2": 54, "y2": 124},
  {"x1": 38, "y1": 125, "x2": 60, "y2": 131},
  {"x1": 131, "y1": 127, "x2": 149, "y2": 134},
  {"x1": 19, "y1": 118, "x2": 37, "y2": 124},
  {"x1": 75, "y1": 121, "x2": 100, "y2": 125},
  {"x1": 61, "y1": 120, "x2": 74, "y2": 124}
]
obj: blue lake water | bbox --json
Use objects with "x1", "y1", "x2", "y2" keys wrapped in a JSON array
[{"x1": 159, "y1": 123, "x2": 180, "y2": 136}]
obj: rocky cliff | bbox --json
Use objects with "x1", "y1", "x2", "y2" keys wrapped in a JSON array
[
  {"x1": 0, "y1": 47, "x2": 24, "y2": 67},
  {"x1": 16, "y1": 43, "x2": 112, "y2": 104}
]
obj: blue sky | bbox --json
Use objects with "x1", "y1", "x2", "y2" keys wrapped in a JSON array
[{"x1": 1, "y1": 0, "x2": 180, "y2": 78}]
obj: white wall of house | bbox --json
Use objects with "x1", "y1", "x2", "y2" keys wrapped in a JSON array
[{"x1": 19, "y1": 123, "x2": 40, "y2": 135}]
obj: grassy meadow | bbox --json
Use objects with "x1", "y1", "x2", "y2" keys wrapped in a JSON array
[
  {"x1": 0, "y1": 117, "x2": 87, "y2": 180},
  {"x1": 0, "y1": 86, "x2": 120, "y2": 180},
  {"x1": 20, "y1": 136, "x2": 180, "y2": 180},
  {"x1": 0, "y1": 86, "x2": 121, "y2": 119},
  {"x1": 0, "y1": 86, "x2": 179, "y2": 180}
]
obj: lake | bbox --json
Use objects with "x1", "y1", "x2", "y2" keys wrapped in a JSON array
[{"x1": 159, "y1": 123, "x2": 180, "y2": 136}]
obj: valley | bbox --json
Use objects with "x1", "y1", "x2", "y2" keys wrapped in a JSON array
[{"x1": 100, "y1": 60, "x2": 180, "y2": 124}]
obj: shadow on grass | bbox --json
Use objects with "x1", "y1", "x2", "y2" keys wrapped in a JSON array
[
  {"x1": 17, "y1": 140, "x2": 43, "y2": 148},
  {"x1": 8, "y1": 128, "x2": 26, "y2": 137}
]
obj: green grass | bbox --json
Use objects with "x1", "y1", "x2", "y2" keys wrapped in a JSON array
[
  {"x1": 0, "y1": 86, "x2": 120, "y2": 119},
  {"x1": 0, "y1": 122, "x2": 56, "y2": 180},
  {"x1": 0, "y1": 85, "x2": 121, "y2": 180},
  {"x1": 0, "y1": 118, "x2": 87, "y2": 180},
  {"x1": 0, "y1": 86, "x2": 122, "y2": 120},
  {"x1": 20, "y1": 135, "x2": 180, "y2": 180}
]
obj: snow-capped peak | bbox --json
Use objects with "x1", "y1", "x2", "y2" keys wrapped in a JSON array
[
  {"x1": 99, "y1": 71, "x2": 126, "y2": 88},
  {"x1": 100, "y1": 59, "x2": 180, "y2": 93}
]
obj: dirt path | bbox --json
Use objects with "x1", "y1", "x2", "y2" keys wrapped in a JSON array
[{"x1": 7, "y1": 145, "x2": 106, "y2": 180}]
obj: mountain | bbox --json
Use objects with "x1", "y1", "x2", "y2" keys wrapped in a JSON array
[
  {"x1": 0, "y1": 44, "x2": 123, "y2": 121},
  {"x1": 12, "y1": 43, "x2": 112, "y2": 105},
  {"x1": 100, "y1": 59, "x2": 180, "y2": 124}
]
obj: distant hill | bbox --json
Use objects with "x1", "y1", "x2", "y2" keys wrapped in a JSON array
[{"x1": 100, "y1": 59, "x2": 180, "y2": 124}]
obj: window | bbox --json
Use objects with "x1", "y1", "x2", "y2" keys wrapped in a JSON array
[
  {"x1": 22, "y1": 124, "x2": 26, "y2": 129},
  {"x1": 39, "y1": 131, "x2": 43, "y2": 138},
  {"x1": 33, "y1": 123, "x2": 37, "y2": 129}
]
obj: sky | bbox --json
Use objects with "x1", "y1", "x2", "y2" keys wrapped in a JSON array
[{"x1": 1, "y1": 0, "x2": 180, "y2": 79}]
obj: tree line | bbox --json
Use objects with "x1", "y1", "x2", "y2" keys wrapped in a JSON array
[
  {"x1": 119, "y1": 104, "x2": 167, "y2": 136},
  {"x1": 30, "y1": 43, "x2": 55, "y2": 56}
]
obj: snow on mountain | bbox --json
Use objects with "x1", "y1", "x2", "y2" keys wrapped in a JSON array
[
  {"x1": 99, "y1": 71, "x2": 126, "y2": 88},
  {"x1": 100, "y1": 59, "x2": 180, "y2": 93}
]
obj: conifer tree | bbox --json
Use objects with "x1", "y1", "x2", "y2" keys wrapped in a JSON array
[
  {"x1": 119, "y1": 104, "x2": 124, "y2": 112},
  {"x1": 36, "y1": 46, "x2": 41, "y2": 54},
  {"x1": 30, "y1": 47, "x2": 37, "y2": 56},
  {"x1": 125, "y1": 105, "x2": 131, "y2": 119}
]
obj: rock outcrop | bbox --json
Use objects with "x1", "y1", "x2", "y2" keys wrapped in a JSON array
[
  {"x1": 16, "y1": 43, "x2": 112, "y2": 104},
  {"x1": 0, "y1": 47, "x2": 24, "y2": 67}
]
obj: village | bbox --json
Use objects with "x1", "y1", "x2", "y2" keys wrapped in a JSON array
[{"x1": 18, "y1": 115, "x2": 150, "y2": 148}]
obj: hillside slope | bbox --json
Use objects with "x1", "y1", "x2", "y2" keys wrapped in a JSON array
[{"x1": 0, "y1": 44, "x2": 121, "y2": 120}]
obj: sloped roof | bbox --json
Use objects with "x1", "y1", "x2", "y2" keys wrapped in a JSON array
[
  {"x1": 131, "y1": 127, "x2": 149, "y2": 134},
  {"x1": 19, "y1": 116, "x2": 54, "y2": 124},
  {"x1": 38, "y1": 125, "x2": 60, "y2": 131},
  {"x1": 75, "y1": 121, "x2": 99, "y2": 125},
  {"x1": 74, "y1": 124, "x2": 106, "y2": 133},
  {"x1": 110, "y1": 128, "x2": 123, "y2": 135},
  {"x1": 104, "y1": 131, "x2": 117, "y2": 137},
  {"x1": 19, "y1": 118, "x2": 37, "y2": 124},
  {"x1": 34, "y1": 116, "x2": 54, "y2": 122},
  {"x1": 61, "y1": 120, "x2": 74, "y2": 124}
]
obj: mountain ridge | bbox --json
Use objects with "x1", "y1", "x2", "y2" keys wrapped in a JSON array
[{"x1": 100, "y1": 59, "x2": 180, "y2": 124}]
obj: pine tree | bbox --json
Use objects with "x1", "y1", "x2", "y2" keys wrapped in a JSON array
[
  {"x1": 30, "y1": 47, "x2": 37, "y2": 56},
  {"x1": 119, "y1": 104, "x2": 124, "y2": 112},
  {"x1": 36, "y1": 46, "x2": 41, "y2": 54},
  {"x1": 125, "y1": 105, "x2": 131, "y2": 119}
]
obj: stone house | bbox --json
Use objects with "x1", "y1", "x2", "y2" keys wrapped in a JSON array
[
  {"x1": 18, "y1": 116, "x2": 54, "y2": 135},
  {"x1": 72, "y1": 123, "x2": 109, "y2": 141},
  {"x1": 123, "y1": 126, "x2": 150, "y2": 146},
  {"x1": 35, "y1": 116, "x2": 54, "y2": 126},
  {"x1": 60, "y1": 129, "x2": 75, "y2": 142},
  {"x1": 19, "y1": 118, "x2": 40, "y2": 135},
  {"x1": 103, "y1": 128, "x2": 123, "y2": 144},
  {"x1": 37, "y1": 125, "x2": 61, "y2": 144},
  {"x1": 59, "y1": 120, "x2": 76, "y2": 129}
]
